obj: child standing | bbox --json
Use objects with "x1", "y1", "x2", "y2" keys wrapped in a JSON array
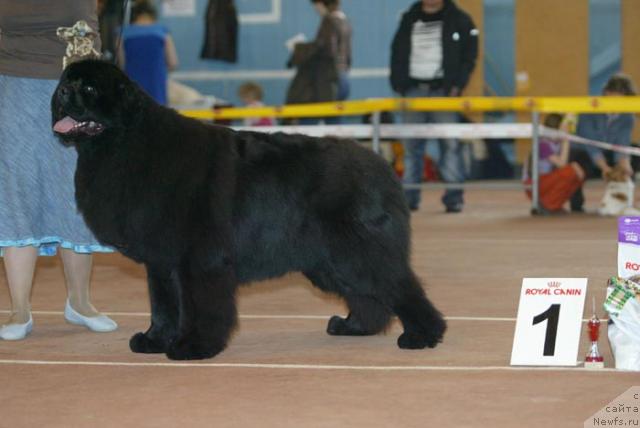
[
  {"x1": 237, "y1": 82, "x2": 275, "y2": 127},
  {"x1": 525, "y1": 113, "x2": 586, "y2": 213}
]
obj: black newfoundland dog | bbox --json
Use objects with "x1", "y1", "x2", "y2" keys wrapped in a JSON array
[{"x1": 51, "y1": 60, "x2": 446, "y2": 360}]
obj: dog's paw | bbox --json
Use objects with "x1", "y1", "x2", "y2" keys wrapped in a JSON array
[
  {"x1": 165, "y1": 338, "x2": 224, "y2": 361},
  {"x1": 326, "y1": 315, "x2": 350, "y2": 335},
  {"x1": 326, "y1": 315, "x2": 372, "y2": 336},
  {"x1": 397, "y1": 332, "x2": 435, "y2": 349},
  {"x1": 129, "y1": 332, "x2": 168, "y2": 354},
  {"x1": 397, "y1": 319, "x2": 446, "y2": 349}
]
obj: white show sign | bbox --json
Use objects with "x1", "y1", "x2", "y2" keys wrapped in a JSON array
[{"x1": 510, "y1": 278, "x2": 588, "y2": 366}]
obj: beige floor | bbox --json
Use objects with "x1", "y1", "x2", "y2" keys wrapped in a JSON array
[{"x1": 1, "y1": 186, "x2": 638, "y2": 428}]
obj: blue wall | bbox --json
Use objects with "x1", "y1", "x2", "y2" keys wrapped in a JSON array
[
  {"x1": 589, "y1": 0, "x2": 621, "y2": 95},
  {"x1": 160, "y1": 0, "x2": 622, "y2": 106},
  {"x1": 162, "y1": 0, "x2": 416, "y2": 106},
  {"x1": 484, "y1": 0, "x2": 514, "y2": 96}
]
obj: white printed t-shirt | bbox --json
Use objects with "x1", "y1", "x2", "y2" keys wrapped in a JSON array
[{"x1": 409, "y1": 11, "x2": 444, "y2": 81}]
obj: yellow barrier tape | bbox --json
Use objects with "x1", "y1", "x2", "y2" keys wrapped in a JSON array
[
  {"x1": 179, "y1": 96, "x2": 640, "y2": 120},
  {"x1": 403, "y1": 97, "x2": 537, "y2": 112},
  {"x1": 182, "y1": 98, "x2": 396, "y2": 120},
  {"x1": 536, "y1": 97, "x2": 640, "y2": 113}
]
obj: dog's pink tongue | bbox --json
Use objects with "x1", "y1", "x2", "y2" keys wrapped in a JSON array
[{"x1": 53, "y1": 116, "x2": 78, "y2": 134}]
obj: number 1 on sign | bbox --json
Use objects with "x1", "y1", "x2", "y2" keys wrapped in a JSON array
[{"x1": 532, "y1": 304, "x2": 560, "y2": 356}]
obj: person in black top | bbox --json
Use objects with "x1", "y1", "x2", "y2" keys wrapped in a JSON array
[{"x1": 390, "y1": 0, "x2": 478, "y2": 213}]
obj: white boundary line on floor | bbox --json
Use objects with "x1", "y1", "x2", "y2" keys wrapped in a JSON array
[
  {"x1": 0, "y1": 359, "x2": 620, "y2": 372},
  {"x1": 0, "y1": 310, "x2": 515, "y2": 321},
  {"x1": 0, "y1": 311, "x2": 607, "y2": 322}
]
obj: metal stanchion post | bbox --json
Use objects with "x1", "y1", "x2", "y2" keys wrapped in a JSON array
[
  {"x1": 531, "y1": 111, "x2": 541, "y2": 214},
  {"x1": 372, "y1": 111, "x2": 382, "y2": 155}
]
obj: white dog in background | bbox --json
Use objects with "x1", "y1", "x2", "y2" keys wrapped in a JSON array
[{"x1": 598, "y1": 166, "x2": 640, "y2": 216}]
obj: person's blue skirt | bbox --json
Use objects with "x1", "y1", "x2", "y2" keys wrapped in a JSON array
[{"x1": 0, "y1": 74, "x2": 112, "y2": 256}]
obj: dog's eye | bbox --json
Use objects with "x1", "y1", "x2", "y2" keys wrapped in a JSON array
[{"x1": 83, "y1": 85, "x2": 98, "y2": 97}]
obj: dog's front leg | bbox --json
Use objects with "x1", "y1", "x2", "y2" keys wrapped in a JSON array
[
  {"x1": 130, "y1": 264, "x2": 180, "y2": 353},
  {"x1": 166, "y1": 250, "x2": 238, "y2": 360}
]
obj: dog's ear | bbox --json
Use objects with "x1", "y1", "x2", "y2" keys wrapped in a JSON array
[
  {"x1": 610, "y1": 165, "x2": 631, "y2": 182},
  {"x1": 605, "y1": 167, "x2": 628, "y2": 182}
]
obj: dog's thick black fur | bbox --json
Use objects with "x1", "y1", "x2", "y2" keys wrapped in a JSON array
[{"x1": 51, "y1": 60, "x2": 446, "y2": 360}]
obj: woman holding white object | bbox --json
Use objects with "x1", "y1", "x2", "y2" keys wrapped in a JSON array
[{"x1": 286, "y1": 0, "x2": 352, "y2": 124}]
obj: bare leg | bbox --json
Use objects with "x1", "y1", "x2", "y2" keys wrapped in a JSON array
[
  {"x1": 60, "y1": 249, "x2": 100, "y2": 317},
  {"x1": 2, "y1": 246, "x2": 38, "y2": 324}
]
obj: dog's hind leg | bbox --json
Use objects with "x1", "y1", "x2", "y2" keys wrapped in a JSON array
[
  {"x1": 391, "y1": 270, "x2": 446, "y2": 349},
  {"x1": 304, "y1": 270, "x2": 392, "y2": 335},
  {"x1": 130, "y1": 264, "x2": 179, "y2": 354}
]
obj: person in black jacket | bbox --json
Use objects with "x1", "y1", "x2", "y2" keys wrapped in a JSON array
[{"x1": 390, "y1": 0, "x2": 478, "y2": 213}]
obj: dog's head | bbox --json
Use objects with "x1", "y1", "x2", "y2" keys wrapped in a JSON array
[
  {"x1": 604, "y1": 165, "x2": 630, "y2": 183},
  {"x1": 51, "y1": 59, "x2": 144, "y2": 143}
]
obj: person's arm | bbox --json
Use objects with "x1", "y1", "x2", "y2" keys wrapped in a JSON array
[
  {"x1": 593, "y1": 156, "x2": 611, "y2": 176},
  {"x1": 287, "y1": 42, "x2": 318, "y2": 68},
  {"x1": 315, "y1": 17, "x2": 338, "y2": 59},
  {"x1": 165, "y1": 34, "x2": 179, "y2": 71},
  {"x1": 576, "y1": 114, "x2": 610, "y2": 175},
  {"x1": 389, "y1": 12, "x2": 411, "y2": 95},
  {"x1": 547, "y1": 119, "x2": 572, "y2": 167},
  {"x1": 117, "y1": 39, "x2": 125, "y2": 69},
  {"x1": 618, "y1": 156, "x2": 633, "y2": 176},
  {"x1": 451, "y1": 13, "x2": 479, "y2": 96},
  {"x1": 548, "y1": 139, "x2": 570, "y2": 168},
  {"x1": 613, "y1": 114, "x2": 635, "y2": 175},
  {"x1": 287, "y1": 18, "x2": 332, "y2": 68}
]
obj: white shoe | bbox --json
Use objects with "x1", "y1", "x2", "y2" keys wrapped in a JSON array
[
  {"x1": 0, "y1": 315, "x2": 33, "y2": 340},
  {"x1": 64, "y1": 300, "x2": 118, "y2": 332}
]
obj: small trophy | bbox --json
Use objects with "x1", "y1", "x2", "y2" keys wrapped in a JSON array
[{"x1": 584, "y1": 297, "x2": 605, "y2": 369}]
